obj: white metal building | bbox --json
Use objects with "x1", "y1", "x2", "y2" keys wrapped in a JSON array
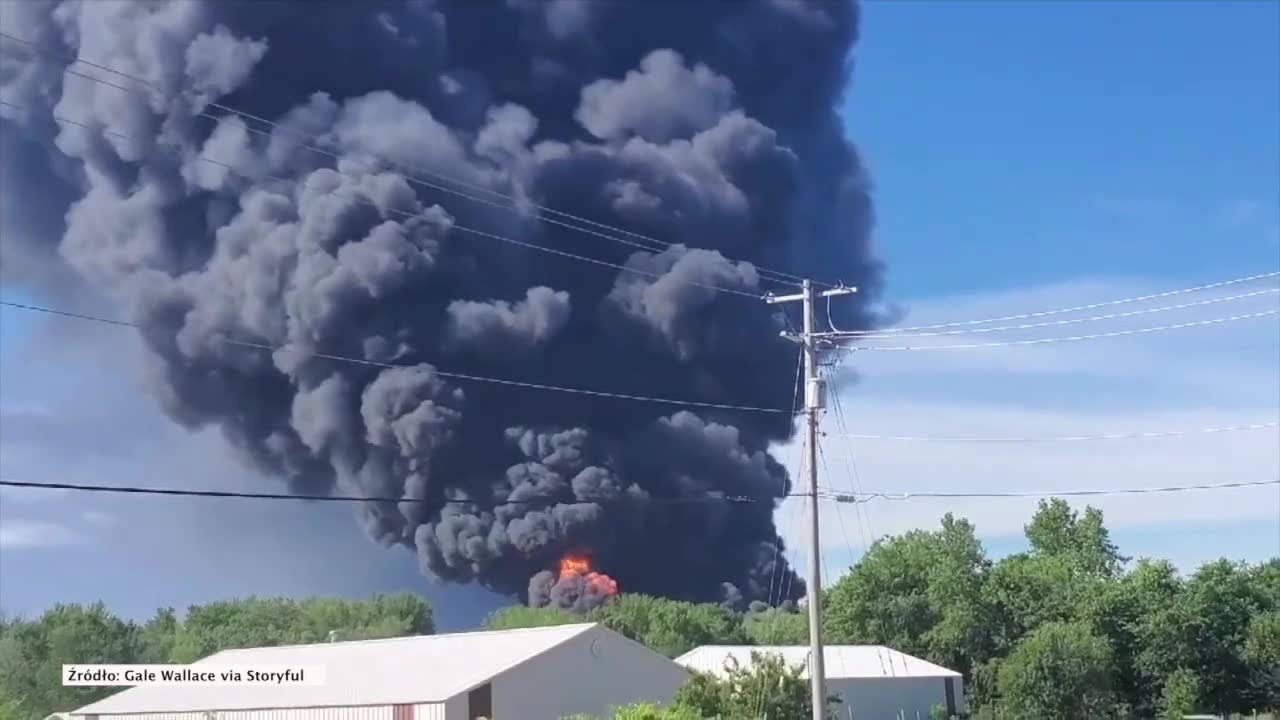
[
  {"x1": 677, "y1": 644, "x2": 966, "y2": 720},
  {"x1": 70, "y1": 623, "x2": 689, "y2": 720}
]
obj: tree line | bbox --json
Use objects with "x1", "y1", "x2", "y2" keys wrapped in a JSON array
[
  {"x1": 2, "y1": 500, "x2": 1276, "y2": 719},
  {"x1": 0, "y1": 594, "x2": 433, "y2": 719}
]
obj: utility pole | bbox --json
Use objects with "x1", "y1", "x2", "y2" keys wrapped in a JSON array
[{"x1": 765, "y1": 279, "x2": 856, "y2": 720}]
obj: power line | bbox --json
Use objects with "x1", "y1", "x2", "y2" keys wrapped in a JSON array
[
  {"x1": 0, "y1": 480, "x2": 805, "y2": 506},
  {"x1": 5, "y1": 477, "x2": 1270, "y2": 506},
  {"x1": 0, "y1": 300, "x2": 795, "y2": 415},
  {"x1": 826, "y1": 479, "x2": 1280, "y2": 502},
  {"x1": 847, "y1": 287, "x2": 1279, "y2": 340},
  {"x1": 0, "y1": 99, "x2": 764, "y2": 300},
  {"x1": 839, "y1": 309, "x2": 1278, "y2": 351},
  {"x1": 822, "y1": 364, "x2": 874, "y2": 549},
  {"x1": 816, "y1": 440, "x2": 865, "y2": 561},
  {"x1": 756, "y1": 359, "x2": 805, "y2": 716},
  {"x1": 826, "y1": 421, "x2": 1280, "y2": 443},
  {"x1": 834, "y1": 271, "x2": 1280, "y2": 336},
  {"x1": 763, "y1": 347, "x2": 807, "y2": 609},
  {"x1": 0, "y1": 31, "x2": 822, "y2": 290}
]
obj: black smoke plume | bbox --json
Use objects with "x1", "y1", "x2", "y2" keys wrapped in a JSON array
[{"x1": 0, "y1": 0, "x2": 881, "y2": 610}]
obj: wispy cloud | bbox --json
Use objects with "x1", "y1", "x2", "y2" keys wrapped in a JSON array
[
  {"x1": 777, "y1": 274, "x2": 1280, "y2": 565},
  {"x1": 0, "y1": 519, "x2": 83, "y2": 549}
]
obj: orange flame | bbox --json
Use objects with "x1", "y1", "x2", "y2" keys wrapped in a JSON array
[
  {"x1": 558, "y1": 553, "x2": 619, "y2": 599},
  {"x1": 560, "y1": 554, "x2": 591, "y2": 577}
]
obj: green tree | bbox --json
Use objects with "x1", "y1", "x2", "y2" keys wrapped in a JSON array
[
  {"x1": 611, "y1": 704, "x2": 699, "y2": 720},
  {"x1": 590, "y1": 595, "x2": 747, "y2": 658},
  {"x1": 1076, "y1": 558, "x2": 1182, "y2": 716},
  {"x1": 169, "y1": 594, "x2": 431, "y2": 662},
  {"x1": 0, "y1": 603, "x2": 143, "y2": 720},
  {"x1": 826, "y1": 513, "x2": 991, "y2": 675},
  {"x1": 0, "y1": 595, "x2": 433, "y2": 720},
  {"x1": 485, "y1": 596, "x2": 745, "y2": 658},
  {"x1": 1137, "y1": 560, "x2": 1264, "y2": 715},
  {"x1": 672, "y1": 652, "x2": 838, "y2": 719},
  {"x1": 0, "y1": 686, "x2": 22, "y2": 720},
  {"x1": 983, "y1": 503, "x2": 1125, "y2": 657},
  {"x1": 742, "y1": 605, "x2": 807, "y2": 645},
  {"x1": 485, "y1": 605, "x2": 581, "y2": 630},
  {"x1": 299, "y1": 594, "x2": 433, "y2": 640},
  {"x1": 1159, "y1": 669, "x2": 1200, "y2": 720},
  {"x1": 1244, "y1": 610, "x2": 1280, "y2": 710},
  {"x1": 137, "y1": 607, "x2": 179, "y2": 663},
  {"x1": 562, "y1": 703, "x2": 701, "y2": 720},
  {"x1": 983, "y1": 551, "x2": 1105, "y2": 658},
  {"x1": 996, "y1": 621, "x2": 1116, "y2": 719},
  {"x1": 1024, "y1": 499, "x2": 1127, "y2": 577}
]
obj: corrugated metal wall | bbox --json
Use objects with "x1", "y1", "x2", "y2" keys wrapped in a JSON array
[{"x1": 77, "y1": 703, "x2": 447, "y2": 720}]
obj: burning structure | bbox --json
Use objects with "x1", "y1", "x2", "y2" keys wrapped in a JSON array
[{"x1": 0, "y1": 0, "x2": 881, "y2": 610}]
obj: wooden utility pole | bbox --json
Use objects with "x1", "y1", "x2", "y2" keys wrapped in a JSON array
[{"x1": 765, "y1": 279, "x2": 856, "y2": 720}]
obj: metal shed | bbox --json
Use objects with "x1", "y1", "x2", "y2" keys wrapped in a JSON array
[
  {"x1": 676, "y1": 644, "x2": 966, "y2": 720},
  {"x1": 70, "y1": 623, "x2": 689, "y2": 720}
]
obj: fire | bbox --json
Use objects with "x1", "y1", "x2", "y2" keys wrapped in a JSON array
[
  {"x1": 558, "y1": 553, "x2": 619, "y2": 600},
  {"x1": 560, "y1": 554, "x2": 591, "y2": 577}
]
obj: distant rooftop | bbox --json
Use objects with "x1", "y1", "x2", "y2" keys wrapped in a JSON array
[{"x1": 676, "y1": 645, "x2": 962, "y2": 680}]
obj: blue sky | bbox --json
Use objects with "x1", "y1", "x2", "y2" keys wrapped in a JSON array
[
  {"x1": 3, "y1": 1, "x2": 1278, "y2": 627},
  {"x1": 775, "y1": 0, "x2": 1279, "y2": 576},
  {"x1": 854, "y1": 0, "x2": 1279, "y2": 296}
]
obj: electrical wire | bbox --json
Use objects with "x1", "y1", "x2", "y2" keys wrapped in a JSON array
[
  {"x1": 825, "y1": 375, "x2": 876, "y2": 549},
  {"x1": 826, "y1": 421, "x2": 1280, "y2": 444},
  {"x1": 755, "y1": 402, "x2": 803, "y2": 719},
  {"x1": 0, "y1": 31, "x2": 823, "y2": 290},
  {"x1": 830, "y1": 270, "x2": 1280, "y2": 336},
  {"x1": 3, "y1": 476, "x2": 1270, "y2": 505},
  {"x1": 817, "y1": 441, "x2": 862, "y2": 561},
  {"x1": 0, "y1": 99, "x2": 764, "y2": 300},
  {"x1": 847, "y1": 287, "x2": 1279, "y2": 340},
  {"x1": 808, "y1": 463, "x2": 851, "y2": 682},
  {"x1": 763, "y1": 348, "x2": 807, "y2": 610},
  {"x1": 0, "y1": 479, "x2": 812, "y2": 506},
  {"x1": 0, "y1": 300, "x2": 796, "y2": 415},
  {"x1": 840, "y1": 309, "x2": 1278, "y2": 351},
  {"x1": 818, "y1": 436, "x2": 893, "y2": 679},
  {"x1": 824, "y1": 479, "x2": 1280, "y2": 502}
]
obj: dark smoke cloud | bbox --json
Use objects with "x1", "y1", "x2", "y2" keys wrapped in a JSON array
[
  {"x1": 0, "y1": 0, "x2": 881, "y2": 610},
  {"x1": 529, "y1": 568, "x2": 617, "y2": 614}
]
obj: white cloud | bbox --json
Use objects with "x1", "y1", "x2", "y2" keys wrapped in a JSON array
[
  {"x1": 0, "y1": 402, "x2": 52, "y2": 418},
  {"x1": 843, "y1": 276, "x2": 1279, "y2": 390},
  {"x1": 0, "y1": 519, "x2": 83, "y2": 549},
  {"x1": 773, "y1": 274, "x2": 1280, "y2": 567}
]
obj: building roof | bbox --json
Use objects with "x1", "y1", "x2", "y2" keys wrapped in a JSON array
[
  {"x1": 676, "y1": 645, "x2": 961, "y2": 680},
  {"x1": 72, "y1": 623, "x2": 599, "y2": 714}
]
